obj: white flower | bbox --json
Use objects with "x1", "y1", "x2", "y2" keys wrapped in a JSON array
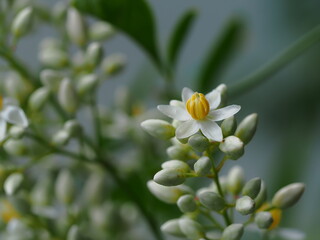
[
  {"x1": 0, "y1": 97, "x2": 28, "y2": 141},
  {"x1": 157, "y1": 87, "x2": 240, "y2": 142}
]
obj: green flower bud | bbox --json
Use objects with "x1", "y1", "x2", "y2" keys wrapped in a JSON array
[
  {"x1": 198, "y1": 191, "x2": 225, "y2": 211},
  {"x1": 179, "y1": 218, "x2": 204, "y2": 240},
  {"x1": 5, "y1": 72, "x2": 32, "y2": 103},
  {"x1": 66, "y1": 8, "x2": 87, "y2": 46},
  {"x1": 216, "y1": 84, "x2": 227, "y2": 107},
  {"x1": 235, "y1": 196, "x2": 255, "y2": 215},
  {"x1": 227, "y1": 166, "x2": 245, "y2": 195},
  {"x1": 67, "y1": 225, "x2": 80, "y2": 240},
  {"x1": 235, "y1": 113, "x2": 258, "y2": 144},
  {"x1": 40, "y1": 69, "x2": 63, "y2": 92},
  {"x1": 89, "y1": 21, "x2": 115, "y2": 41},
  {"x1": 39, "y1": 49, "x2": 69, "y2": 69},
  {"x1": 166, "y1": 145, "x2": 190, "y2": 161},
  {"x1": 58, "y1": 78, "x2": 78, "y2": 114},
  {"x1": 188, "y1": 134, "x2": 209, "y2": 152},
  {"x1": 28, "y1": 87, "x2": 50, "y2": 111},
  {"x1": 4, "y1": 139, "x2": 28, "y2": 156},
  {"x1": 161, "y1": 160, "x2": 190, "y2": 172},
  {"x1": 177, "y1": 194, "x2": 197, "y2": 213},
  {"x1": 154, "y1": 169, "x2": 186, "y2": 186},
  {"x1": 242, "y1": 177, "x2": 261, "y2": 199},
  {"x1": 86, "y1": 42, "x2": 103, "y2": 67},
  {"x1": 4, "y1": 173, "x2": 23, "y2": 195},
  {"x1": 254, "y1": 180, "x2": 267, "y2": 209},
  {"x1": 221, "y1": 224, "x2": 244, "y2": 240},
  {"x1": 77, "y1": 74, "x2": 99, "y2": 96},
  {"x1": 221, "y1": 116, "x2": 237, "y2": 137},
  {"x1": 9, "y1": 126, "x2": 25, "y2": 139},
  {"x1": 161, "y1": 219, "x2": 185, "y2": 237},
  {"x1": 82, "y1": 172, "x2": 105, "y2": 205},
  {"x1": 147, "y1": 180, "x2": 192, "y2": 204},
  {"x1": 55, "y1": 169, "x2": 75, "y2": 204},
  {"x1": 219, "y1": 136, "x2": 244, "y2": 160},
  {"x1": 272, "y1": 183, "x2": 305, "y2": 209},
  {"x1": 11, "y1": 7, "x2": 33, "y2": 39},
  {"x1": 255, "y1": 211, "x2": 273, "y2": 229},
  {"x1": 31, "y1": 175, "x2": 54, "y2": 206},
  {"x1": 64, "y1": 119, "x2": 82, "y2": 137},
  {"x1": 52, "y1": 2, "x2": 68, "y2": 22},
  {"x1": 141, "y1": 119, "x2": 175, "y2": 140},
  {"x1": 8, "y1": 196, "x2": 31, "y2": 215},
  {"x1": 101, "y1": 54, "x2": 126, "y2": 75},
  {"x1": 52, "y1": 130, "x2": 70, "y2": 146},
  {"x1": 194, "y1": 156, "x2": 211, "y2": 176}
]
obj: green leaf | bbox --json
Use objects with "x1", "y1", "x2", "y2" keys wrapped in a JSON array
[
  {"x1": 167, "y1": 9, "x2": 197, "y2": 68},
  {"x1": 196, "y1": 17, "x2": 244, "y2": 92},
  {"x1": 72, "y1": 0, "x2": 161, "y2": 68}
]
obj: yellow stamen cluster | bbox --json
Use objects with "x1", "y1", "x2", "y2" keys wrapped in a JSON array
[
  {"x1": 186, "y1": 93, "x2": 210, "y2": 120},
  {"x1": 1, "y1": 200, "x2": 20, "y2": 223},
  {"x1": 258, "y1": 203, "x2": 282, "y2": 230}
]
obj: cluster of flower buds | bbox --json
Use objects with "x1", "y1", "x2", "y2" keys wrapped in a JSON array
[{"x1": 142, "y1": 85, "x2": 305, "y2": 240}]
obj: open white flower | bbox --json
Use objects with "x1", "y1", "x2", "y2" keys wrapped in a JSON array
[
  {"x1": 157, "y1": 87, "x2": 240, "y2": 142},
  {"x1": 0, "y1": 97, "x2": 29, "y2": 141}
]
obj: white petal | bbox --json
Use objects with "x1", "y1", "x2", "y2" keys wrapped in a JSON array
[
  {"x1": 1, "y1": 106, "x2": 29, "y2": 127},
  {"x1": 181, "y1": 87, "x2": 194, "y2": 103},
  {"x1": 199, "y1": 120, "x2": 223, "y2": 142},
  {"x1": 169, "y1": 100, "x2": 185, "y2": 108},
  {"x1": 276, "y1": 228, "x2": 306, "y2": 240},
  {"x1": 157, "y1": 105, "x2": 190, "y2": 121},
  {"x1": 3, "y1": 98, "x2": 18, "y2": 108},
  {"x1": 0, "y1": 119, "x2": 7, "y2": 141},
  {"x1": 176, "y1": 120, "x2": 199, "y2": 139},
  {"x1": 205, "y1": 89, "x2": 221, "y2": 109},
  {"x1": 208, "y1": 105, "x2": 241, "y2": 121}
]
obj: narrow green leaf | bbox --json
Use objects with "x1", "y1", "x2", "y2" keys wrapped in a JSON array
[
  {"x1": 196, "y1": 18, "x2": 244, "y2": 92},
  {"x1": 167, "y1": 9, "x2": 197, "y2": 68},
  {"x1": 72, "y1": 0, "x2": 161, "y2": 68}
]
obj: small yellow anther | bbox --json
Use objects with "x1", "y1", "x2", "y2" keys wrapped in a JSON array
[{"x1": 186, "y1": 93, "x2": 210, "y2": 120}]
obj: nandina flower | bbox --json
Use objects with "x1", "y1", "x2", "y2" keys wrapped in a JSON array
[{"x1": 157, "y1": 87, "x2": 240, "y2": 142}]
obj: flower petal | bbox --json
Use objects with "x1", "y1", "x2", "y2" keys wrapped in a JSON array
[
  {"x1": 169, "y1": 100, "x2": 185, "y2": 108},
  {"x1": 176, "y1": 120, "x2": 199, "y2": 139},
  {"x1": 205, "y1": 89, "x2": 221, "y2": 109},
  {"x1": 1, "y1": 106, "x2": 29, "y2": 127},
  {"x1": 0, "y1": 119, "x2": 7, "y2": 141},
  {"x1": 208, "y1": 105, "x2": 241, "y2": 121},
  {"x1": 157, "y1": 105, "x2": 190, "y2": 121},
  {"x1": 199, "y1": 120, "x2": 223, "y2": 142},
  {"x1": 181, "y1": 87, "x2": 194, "y2": 103}
]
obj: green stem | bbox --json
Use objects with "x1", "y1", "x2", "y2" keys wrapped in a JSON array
[
  {"x1": 216, "y1": 155, "x2": 228, "y2": 172},
  {"x1": 229, "y1": 24, "x2": 320, "y2": 97},
  {"x1": 200, "y1": 209, "x2": 224, "y2": 230}
]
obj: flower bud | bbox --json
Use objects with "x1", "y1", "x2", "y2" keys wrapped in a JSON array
[
  {"x1": 64, "y1": 119, "x2": 82, "y2": 137},
  {"x1": 141, "y1": 119, "x2": 175, "y2": 140},
  {"x1": 178, "y1": 218, "x2": 204, "y2": 240},
  {"x1": 66, "y1": 8, "x2": 87, "y2": 46},
  {"x1": 235, "y1": 113, "x2": 258, "y2": 144},
  {"x1": 67, "y1": 225, "x2": 80, "y2": 240},
  {"x1": 147, "y1": 180, "x2": 192, "y2": 204},
  {"x1": 188, "y1": 134, "x2": 209, "y2": 152},
  {"x1": 161, "y1": 160, "x2": 190, "y2": 172},
  {"x1": 31, "y1": 175, "x2": 54, "y2": 206},
  {"x1": 216, "y1": 84, "x2": 227, "y2": 107},
  {"x1": 55, "y1": 169, "x2": 75, "y2": 204},
  {"x1": 194, "y1": 156, "x2": 211, "y2": 176},
  {"x1": 198, "y1": 191, "x2": 225, "y2": 211},
  {"x1": 89, "y1": 21, "x2": 115, "y2": 41},
  {"x1": 3, "y1": 139, "x2": 28, "y2": 156},
  {"x1": 272, "y1": 183, "x2": 305, "y2": 209},
  {"x1": 11, "y1": 7, "x2": 33, "y2": 39},
  {"x1": 4, "y1": 173, "x2": 23, "y2": 195},
  {"x1": 242, "y1": 177, "x2": 261, "y2": 199},
  {"x1": 221, "y1": 224, "x2": 244, "y2": 240},
  {"x1": 254, "y1": 180, "x2": 267, "y2": 209},
  {"x1": 227, "y1": 166, "x2": 245, "y2": 195},
  {"x1": 86, "y1": 42, "x2": 103, "y2": 68},
  {"x1": 101, "y1": 54, "x2": 126, "y2": 75},
  {"x1": 219, "y1": 136, "x2": 244, "y2": 160},
  {"x1": 82, "y1": 172, "x2": 105, "y2": 205},
  {"x1": 40, "y1": 69, "x2": 63, "y2": 92},
  {"x1": 177, "y1": 194, "x2": 197, "y2": 213},
  {"x1": 235, "y1": 196, "x2": 255, "y2": 215},
  {"x1": 77, "y1": 74, "x2": 99, "y2": 96},
  {"x1": 52, "y1": 130, "x2": 70, "y2": 146},
  {"x1": 255, "y1": 211, "x2": 273, "y2": 229},
  {"x1": 58, "y1": 78, "x2": 78, "y2": 114},
  {"x1": 166, "y1": 145, "x2": 191, "y2": 161},
  {"x1": 52, "y1": 2, "x2": 68, "y2": 22},
  {"x1": 28, "y1": 87, "x2": 50, "y2": 111},
  {"x1": 221, "y1": 116, "x2": 237, "y2": 137},
  {"x1": 9, "y1": 126, "x2": 25, "y2": 139},
  {"x1": 154, "y1": 169, "x2": 186, "y2": 186},
  {"x1": 5, "y1": 72, "x2": 32, "y2": 103},
  {"x1": 161, "y1": 219, "x2": 184, "y2": 237},
  {"x1": 39, "y1": 49, "x2": 69, "y2": 69},
  {"x1": 209, "y1": 176, "x2": 228, "y2": 194}
]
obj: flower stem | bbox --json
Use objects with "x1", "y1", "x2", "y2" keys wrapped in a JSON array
[{"x1": 229, "y1": 24, "x2": 320, "y2": 97}]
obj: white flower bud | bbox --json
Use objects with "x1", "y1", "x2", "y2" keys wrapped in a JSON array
[
  {"x1": 52, "y1": 2, "x2": 68, "y2": 22},
  {"x1": 55, "y1": 169, "x2": 74, "y2": 204},
  {"x1": 4, "y1": 173, "x2": 23, "y2": 195},
  {"x1": 39, "y1": 49, "x2": 69, "y2": 69},
  {"x1": 9, "y1": 126, "x2": 25, "y2": 139},
  {"x1": 219, "y1": 136, "x2": 244, "y2": 160},
  {"x1": 86, "y1": 42, "x2": 103, "y2": 67},
  {"x1": 52, "y1": 130, "x2": 70, "y2": 146},
  {"x1": 82, "y1": 172, "x2": 105, "y2": 205},
  {"x1": 58, "y1": 78, "x2": 78, "y2": 114},
  {"x1": 235, "y1": 113, "x2": 258, "y2": 144},
  {"x1": 154, "y1": 169, "x2": 186, "y2": 186},
  {"x1": 272, "y1": 183, "x2": 305, "y2": 209},
  {"x1": 3, "y1": 139, "x2": 28, "y2": 156},
  {"x1": 30, "y1": 175, "x2": 53, "y2": 206},
  {"x1": 101, "y1": 54, "x2": 126, "y2": 75},
  {"x1": 64, "y1": 119, "x2": 82, "y2": 137},
  {"x1": 89, "y1": 21, "x2": 115, "y2": 41},
  {"x1": 194, "y1": 156, "x2": 211, "y2": 176},
  {"x1": 147, "y1": 180, "x2": 192, "y2": 204},
  {"x1": 166, "y1": 145, "x2": 190, "y2": 161},
  {"x1": 11, "y1": 7, "x2": 33, "y2": 38},
  {"x1": 177, "y1": 194, "x2": 197, "y2": 213},
  {"x1": 28, "y1": 87, "x2": 50, "y2": 111},
  {"x1": 161, "y1": 160, "x2": 190, "y2": 172},
  {"x1": 221, "y1": 116, "x2": 237, "y2": 137},
  {"x1": 254, "y1": 180, "x2": 267, "y2": 209},
  {"x1": 67, "y1": 225, "x2": 80, "y2": 240},
  {"x1": 141, "y1": 119, "x2": 175, "y2": 140},
  {"x1": 221, "y1": 223, "x2": 244, "y2": 240},
  {"x1": 188, "y1": 134, "x2": 209, "y2": 152},
  {"x1": 40, "y1": 69, "x2": 62, "y2": 92},
  {"x1": 242, "y1": 177, "x2": 261, "y2": 199},
  {"x1": 255, "y1": 211, "x2": 273, "y2": 229},
  {"x1": 5, "y1": 72, "x2": 32, "y2": 103},
  {"x1": 198, "y1": 191, "x2": 225, "y2": 211},
  {"x1": 66, "y1": 8, "x2": 87, "y2": 46},
  {"x1": 235, "y1": 196, "x2": 255, "y2": 215},
  {"x1": 227, "y1": 166, "x2": 245, "y2": 195},
  {"x1": 40, "y1": 38, "x2": 64, "y2": 50},
  {"x1": 179, "y1": 218, "x2": 204, "y2": 240},
  {"x1": 161, "y1": 219, "x2": 185, "y2": 237}
]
